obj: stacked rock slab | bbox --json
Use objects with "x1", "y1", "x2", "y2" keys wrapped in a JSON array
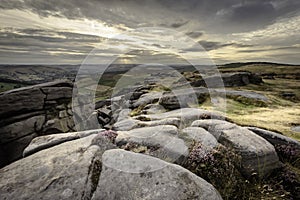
[{"x1": 0, "y1": 80, "x2": 75, "y2": 167}]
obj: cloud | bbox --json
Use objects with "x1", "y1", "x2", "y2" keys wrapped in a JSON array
[
  {"x1": 0, "y1": 0, "x2": 299, "y2": 64},
  {"x1": 237, "y1": 45, "x2": 300, "y2": 53},
  {"x1": 186, "y1": 31, "x2": 203, "y2": 38},
  {"x1": 170, "y1": 21, "x2": 189, "y2": 28},
  {"x1": 1, "y1": 0, "x2": 299, "y2": 34},
  {"x1": 195, "y1": 40, "x2": 253, "y2": 51}
]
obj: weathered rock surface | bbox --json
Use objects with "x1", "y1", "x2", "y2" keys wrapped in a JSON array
[
  {"x1": 182, "y1": 127, "x2": 219, "y2": 148},
  {"x1": 159, "y1": 88, "x2": 208, "y2": 109},
  {"x1": 93, "y1": 149, "x2": 223, "y2": 200},
  {"x1": 143, "y1": 104, "x2": 166, "y2": 114},
  {"x1": 157, "y1": 87, "x2": 267, "y2": 110},
  {"x1": 137, "y1": 108, "x2": 224, "y2": 127},
  {"x1": 191, "y1": 119, "x2": 280, "y2": 177},
  {"x1": 1, "y1": 75, "x2": 299, "y2": 199},
  {"x1": 247, "y1": 127, "x2": 300, "y2": 150},
  {"x1": 113, "y1": 117, "x2": 181, "y2": 131},
  {"x1": 23, "y1": 129, "x2": 105, "y2": 157},
  {"x1": 0, "y1": 134, "x2": 116, "y2": 200},
  {"x1": 191, "y1": 72, "x2": 262, "y2": 87},
  {"x1": 0, "y1": 80, "x2": 75, "y2": 167},
  {"x1": 116, "y1": 125, "x2": 188, "y2": 163},
  {"x1": 132, "y1": 91, "x2": 163, "y2": 108}
]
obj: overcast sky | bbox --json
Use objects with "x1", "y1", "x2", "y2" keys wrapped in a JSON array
[{"x1": 0, "y1": 0, "x2": 299, "y2": 64}]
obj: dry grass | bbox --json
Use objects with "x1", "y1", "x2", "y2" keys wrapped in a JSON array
[
  {"x1": 225, "y1": 101, "x2": 300, "y2": 140},
  {"x1": 202, "y1": 99, "x2": 300, "y2": 141}
]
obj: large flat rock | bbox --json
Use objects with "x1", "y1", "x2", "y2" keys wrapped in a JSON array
[{"x1": 92, "y1": 149, "x2": 223, "y2": 200}]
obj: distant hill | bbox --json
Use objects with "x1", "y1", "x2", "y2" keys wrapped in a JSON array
[{"x1": 219, "y1": 62, "x2": 298, "y2": 69}]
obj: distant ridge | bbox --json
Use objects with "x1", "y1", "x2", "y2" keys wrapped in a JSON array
[{"x1": 219, "y1": 62, "x2": 298, "y2": 69}]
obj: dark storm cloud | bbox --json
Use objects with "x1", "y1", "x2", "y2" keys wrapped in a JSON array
[
  {"x1": 1, "y1": 0, "x2": 299, "y2": 33},
  {"x1": 0, "y1": 1, "x2": 297, "y2": 28},
  {"x1": 170, "y1": 21, "x2": 189, "y2": 28},
  {"x1": 186, "y1": 31, "x2": 204, "y2": 39}
]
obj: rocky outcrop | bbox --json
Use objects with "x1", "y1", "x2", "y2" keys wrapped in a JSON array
[
  {"x1": 0, "y1": 131, "x2": 222, "y2": 200},
  {"x1": 158, "y1": 88, "x2": 268, "y2": 109},
  {"x1": 1, "y1": 77, "x2": 299, "y2": 199},
  {"x1": 191, "y1": 72, "x2": 263, "y2": 87},
  {"x1": 159, "y1": 88, "x2": 208, "y2": 110},
  {"x1": 0, "y1": 80, "x2": 75, "y2": 167}
]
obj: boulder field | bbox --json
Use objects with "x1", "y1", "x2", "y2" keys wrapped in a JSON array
[{"x1": 0, "y1": 79, "x2": 299, "y2": 199}]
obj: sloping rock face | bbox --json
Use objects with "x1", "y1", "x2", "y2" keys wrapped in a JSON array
[
  {"x1": 247, "y1": 127, "x2": 300, "y2": 166},
  {"x1": 247, "y1": 127, "x2": 300, "y2": 150},
  {"x1": 0, "y1": 80, "x2": 75, "y2": 167},
  {"x1": 0, "y1": 131, "x2": 116, "y2": 200},
  {"x1": 93, "y1": 149, "x2": 222, "y2": 200}
]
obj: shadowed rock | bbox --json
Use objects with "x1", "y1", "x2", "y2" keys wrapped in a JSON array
[{"x1": 0, "y1": 80, "x2": 75, "y2": 167}]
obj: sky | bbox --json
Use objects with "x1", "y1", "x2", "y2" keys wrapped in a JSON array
[{"x1": 0, "y1": 0, "x2": 299, "y2": 65}]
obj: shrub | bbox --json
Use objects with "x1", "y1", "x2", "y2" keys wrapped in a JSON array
[{"x1": 184, "y1": 142, "x2": 247, "y2": 199}]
